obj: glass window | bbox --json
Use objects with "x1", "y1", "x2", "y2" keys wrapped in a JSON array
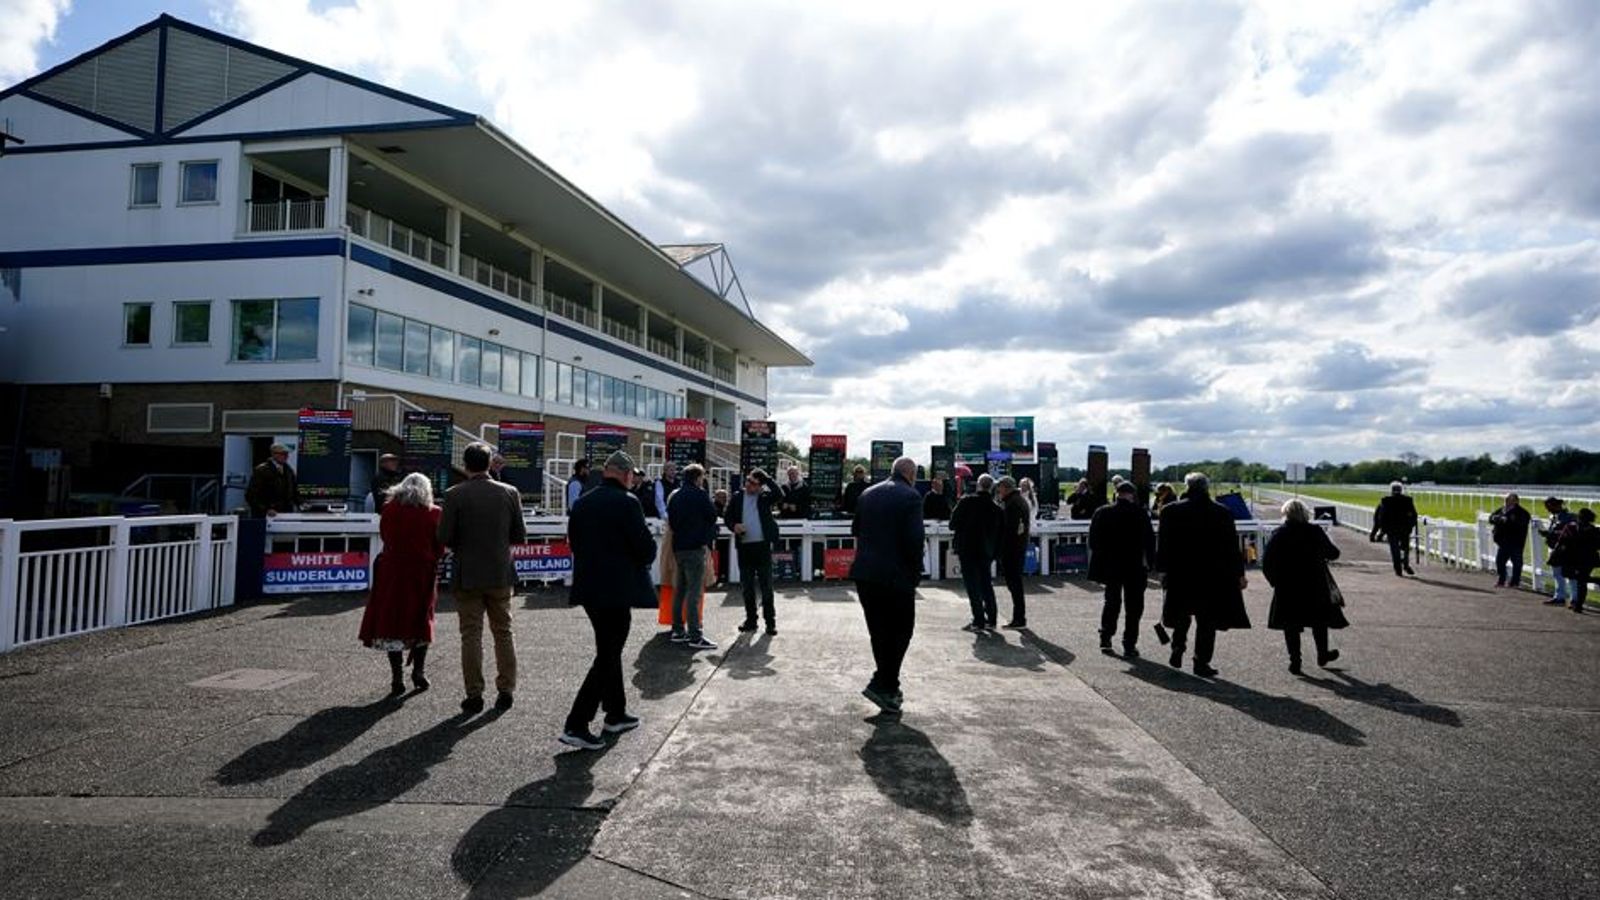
[
  {"x1": 374, "y1": 311, "x2": 403, "y2": 370},
  {"x1": 123, "y1": 303, "x2": 152, "y2": 345},
  {"x1": 587, "y1": 371, "x2": 602, "y2": 411},
  {"x1": 501, "y1": 349, "x2": 520, "y2": 394},
  {"x1": 231, "y1": 300, "x2": 275, "y2": 361},
  {"x1": 456, "y1": 335, "x2": 481, "y2": 385},
  {"x1": 557, "y1": 363, "x2": 572, "y2": 404},
  {"x1": 130, "y1": 163, "x2": 159, "y2": 207},
  {"x1": 571, "y1": 366, "x2": 586, "y2": 407},
  {"x1": 430, "y1": 326, "x2": 454, "y2": 381},
  {"x1": 650, "y1": 390, "x2": 662, "y2": 421},
  {"x1": 403, "y1": 319, "x2": 430, "y2": 375},
  {"x1": 173, "y1": 301, "x2": 210, "y2": 344},
  {"x1": 179, "y1": 160, "x2": 218, "y2": 204},
  {"x1": 632, "y1": 383, "x2": 645, "y2": 419},
  {"x1": 522, "y1": 353, "x2": 539, "y2": 397},
  {"x1": 346, "y1": 304, "x2": 375, "y2": 366},
  {"x1": 603, "y1": 376, "x2": 616, "y2": 413},
  {"x1": 274, "y1": 299, "x2": 319, "y2": 360},
  {"x1": 544, "y1": 358, "x2": 558, "y2": 403},
  {"x1": 480, "y1": 343, "x2": 501, "y2": 391}
]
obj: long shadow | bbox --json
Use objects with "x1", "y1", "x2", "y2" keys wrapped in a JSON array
[
  {"x1": 970, "y1": 632, "x2": 1046, "y2": 672},
  {"x1": 1299, "y1": 671, "x2": 1464, "y2": 727},
  {"x1": 723, "y1": 633, "x2": 778, "y2": 680},
  {"x1": 1019, "y1": 628, "x2": 1077, "y2": 668},
  {"x1": 520, "y1": 587, "x2": 571, "y2": 610},
  {"x1": 630, "y1": 632, "x2": 697, "y2": 699},
  {"x1": 1411, "y1": 576, "x2": 1496, "y2": 595},
  {"x1": 261, "y1": 593, "x2": 368, "y2": 619},
  {"x1": 251, "y1": 708, "x2": 504, "y2": 846},
  {"x1": 858, "y1": 716, "x2": 973, "y2": 825},
  {"x1": 1123, "y1": 658, "x2": 1367, "y2": 747},
  {"x1": 217, "y1": 697, "x2": 403, "y2": 786}
]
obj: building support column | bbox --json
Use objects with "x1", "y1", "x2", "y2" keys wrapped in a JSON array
[{"x1": 445, "y1": 207, "x2": 462, "y2": 275}]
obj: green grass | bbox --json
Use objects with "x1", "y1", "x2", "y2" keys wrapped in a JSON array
[{"x1": 1265, "y1": 485, "x2": 1596, "y2": 523}]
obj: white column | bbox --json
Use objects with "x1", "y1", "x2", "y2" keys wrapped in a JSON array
[
  {"x1": 0, "y1": 523, "x2": 19, "y2": 652},
  {"x1": 446, "y1": 207, "x2": 462, "y2": 275},
  {"x1": 326, "y1": 144, "x2": 348, "y2": 231}
]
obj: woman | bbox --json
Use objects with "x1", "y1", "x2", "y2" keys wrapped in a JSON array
[
  {"x1": 1018, "y1": 477, "x2": 1040, "y2": 528},
  {"x1": 359, "y1": 472, "x2": 443, "y2": 695},
  {"x1": 1151, "y1": 482, "x2": 1177, "y2": 516},
  {"x1": 1552, "y1": 508, "x2": 1598, "y2": 613},
  {"x1": 1262, "y1": 498, "x2": 1348, "y2": 674}
]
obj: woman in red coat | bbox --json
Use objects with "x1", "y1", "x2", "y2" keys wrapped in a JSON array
[{"x1": 359, "y1": 472, "x2": 443, "y2": 695}]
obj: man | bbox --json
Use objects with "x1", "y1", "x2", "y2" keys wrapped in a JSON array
[
  {"x1": 246, "y1": 443, "x2": 299, "y2": 518},
  {"x1": 565, "y1": 459, "x2": 590, "y2": 511},
  {"x1": 995, "y1": 476, "x2": 1031, "y2": 629},
  {"x1": 632, "y1": 468, "x2": 657, "y2": 519},
  {"x1": 652, "y1": 461, "x2": 680, "y2": 520},
  {"x1": 438, "y1": 442, "x2": 526, "y2": 714},
  {"x1": 1488, "y1": 492, "x2": 1532, "y2": 589},
  {"x1": 1068, "y1": 479, "x2": 1101, "y2": 521},
  {"x1": 841, "y1": 465, "x2": 869, "y2": 516},
  {"x1": 561, "y1": 450, "x2": 653, "y2": 750},
  {"x1": 922, "y1": 475, "x2": 952, "y2": 521},
  {"x1": 950, "y1": 473, "x2": 1001, "y2": 631},
  {"x1": 1089, "y1": 481, "x2": 1156, "y2": 657},
  {"x1": 1370, "y1": 482, "x2": 1418, "y2": 576},
  {"x1": 666, "y1": 463, "x2": 719, "y2": 649},
  {"x1": 851, "y1": 456, "x2": 925, "y2": 714},
  {"x1": 1156, "y1": 472, "x2": 1249, "y2": 678},
  {"x1": 369, "y1": 453, "x2": 403, "y2": 512},
  {"x1": 488, "y1": 453, "x2": 507, "y2": 482},
  {"x1": 1541, "y1": 497, "x2": 1578, "y2": 606},
  {"x1": 778, "y1": 466, "x2": 812, "y2": 519},
  {"x1": 724, "y1": 468, "x2": 781, "y2": 636}
]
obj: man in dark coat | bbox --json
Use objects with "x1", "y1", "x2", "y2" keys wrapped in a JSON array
[
  {"x1": 850, "y1": 456, "x2": 926, "y2": 714},
  {"x1": 666, "y1": 463, "x2": 719, "y2": 648},
  {"x1": 778, "y1": 466, "x2": 812, "y2": 519},
  {"x1": 1156, "y1": 472, "x2": 1249, "y2": 678},
  {"x1": 1068, "y1": 479, "x2": 1102, "y2": 521},
  {"x1": 1488, "y1": 492, "x2": 1532, "y2": 588},
  {"x1": 1262, "y1": 499, "x2": 1347, "y2": 674},
  {"x1": 1370, "y1": 482, "x2": 1418, "y2": 576},
  {"x1": 922, "y1": 475, "x2": 952, "y2": 521},
  {"x1": 561, "y1": 450, "x2": 655, "y2": 750},
  {"x1": 565, "y1": 458, "x2": 590, "y2": 512},
  {"x1": 369, "y1": 453, "x2": 403, "y2": 512},
  {"x1": 841, "y1": 465, "x2": 869, "y2": 516},
  {"x1": 1089, "y1": 481, "x2": 1155, "y2": 657},
  {"x1": 995, "y1": 476, "x2": 1031, "y2": 629},
  {"x1": 950, "y1": 474, "x2": 1001, "y2": 631},
  {"x1": 245, "y1": 443, "x2": 300, "y2": 517},
  {"x1": 724, "y1": 468, "x2": 782, "y2": 635}
]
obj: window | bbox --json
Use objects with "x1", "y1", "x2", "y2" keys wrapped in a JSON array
[
  {"x1": 571, "y1": 365, "x2": 586, "y2": 406},
  {"x1": 544, "y1": 358, "x2": 558, "y2": 403},
  {"x1": 374, "y1": 311, "x2": 403, "y2": 370},
  {"x1": 403, "y1": 320, "x2": 429, "y2": 375},
  {"x1": 502, "y1": 350, "x2": 520, "y2": 394},
  {"x1": 274, "y1": 299, "x2": 319, "y2": 360},
  {"x1": 633, "y1": 384, "x2": 646, "y2": 419},
  {"x1": 124, "y1": 302, "x2": 152, "y2": 346},
  {"x1": 480, "y1": 343, "x2": 501, "y2": 391},
  {"x1": 179, "y1": 160, "x2": 219, "y2": 204},
  {"x1": 556, "y1": 363, "x2": 572, "y2": 405},
  {"x1": 603, "y1": 376, "x2": 617, "y2": 413},
  {"x1": 429, "y1": 326, "x2": 454, "y2": 381},
  {"x1": 231, "y1": 298, "x2": 318, "y2": 362},
  {"x1": 587, "y1": 371, "x2": 602, "y2": 411},
  {"x1": 456, "y1": 335, "x2": 481, "y2": 385},
  {"x1": 522, "y1": 353, "x2": 539, "y2": 397},
  {"x1": 347, "y1": 305, "x2": 375, "y2": 366},
  {"x1": 130, "y1": 163, "x2": 159, "y2": 207},
  {"x1": 173, "y1": 301, "x2": 210, "y2": 345}
]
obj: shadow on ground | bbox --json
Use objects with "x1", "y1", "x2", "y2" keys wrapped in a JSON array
[
  {"x1": 631, "y1": 633, "x2": 696, "y2": 699},
  {"x1": 1298, "y1": 671, "x2": 1464, "y2": 727},
  {"x1": 216, "y1": 696, "x2": 405, "y2": 785},
  {"x1": 858, "y1": 715, "x2": 973, "y2": 826},
  {"x1": 1124, "y1": 658, "x2": 1367, "y2": 747}
]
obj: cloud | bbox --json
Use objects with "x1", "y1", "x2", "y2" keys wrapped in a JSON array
[
  {"x1": 1298, "y1": 341, "x2": 1427, "y2": 391},
  {"x1": 1446, "y1": 245, "x2": 1600, "y2": 336},
  {"x1": 0, "y1": 0, "x2": 70, "y2": 83}
]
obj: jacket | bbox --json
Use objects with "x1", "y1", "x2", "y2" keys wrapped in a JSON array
[
  {"x1": 369, "y1": 468, "x2": 403, "y2": 513},
  {"x1": 1156, "y1": 490, "x2": 1249, "y2": 630},
  {"x1": 999, "y1": 491, "x2": 1032, "y2": 557},
  {"x1": 1372, "y1": 494, "x2": 1418, "y2": 540},
  {"x1": 779, "y1": 479, "x2": 812, "y2": 519},
  {"x1": 1552, "y1": 520, "x2": 1598, "y2": 573},
  {"x1": 724, "y1": 472, "x2": 781, "y2": 546},
  {"x1": 1068, "y1": 488, "x2": 1102, "y2": 521},
  {"x1": 922, "y1": 489, "x2": 952, "y2": 521},
  {"x1": 1262, "y1": 521, "x2": 1348, "y2": 631},
  {"x1": 568, "y1": 476, "x2": 657, "y2": 609},
  {"x1": 360, "y1": 502, "x2": 442, "y2": 645},
  {"x1": 1088, "y1": 498, "x2": 1155, "y2": 584},
  {"x1": 850, "y1": 474, "x2": 926, "y2": 592},
  {"x1": 667, "y1": 482, "x2": 719, "y2": 551},
  {"x1": 949, "y1": 491, "x2": 1001, "y2": 560},
  {"x1": 437, "y1": 474, "x2": 527, "y2": 590},
  {"x1": 245, "y1": 460, "x2": 299, "y2": 517},
  {"x1": 1488, "y1": 504, "x2": 1532, "y2": 549},
  {"x1": 841, "y1": 479, "x2": 869, "y2": 516}
]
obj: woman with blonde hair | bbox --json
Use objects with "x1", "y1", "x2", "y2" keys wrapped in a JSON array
[
  {"x1": 1262, "y1": 498, "x2": 1347, "y2": 674},
  {"x1": 359, "y1": 472, "x2": 444, "y2": 694}
]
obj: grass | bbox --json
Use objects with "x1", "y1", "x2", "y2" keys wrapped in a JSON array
[{"x1": 1265, "y1": 485, "x2": 1597, "y2": 523}]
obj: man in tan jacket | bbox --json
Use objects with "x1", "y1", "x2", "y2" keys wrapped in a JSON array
[{"x1": 439, "y1": 442, "x2": 526, "y2": 714}]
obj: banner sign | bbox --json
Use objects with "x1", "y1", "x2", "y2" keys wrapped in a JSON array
[
  {"x1": 772, "y1": 548, "x2": 800, "y2": 582},
  {"x1": 994, "y1": 416, "x2": 1035, "y2": 463},
  {"x1": 869, "y1": 440, "x2": 903, "y2": 482},
  {"x1": 666, "y1": 418, "x2": 707, "y2": 469},
  {"x1": 402, "y1": 411, "x2": 454, "y2": 495},
  {"x1": 823, "y1": 547, "x2": 856, "y2": 579},
  {"x1": 1054, "y1": 542, "x2": 1088, "y2": 572},
  {"x1": 262, "y1": 551, "x2": 370, "y2": 594},
  {"x1": 986, "y1": 451, "x2": 1012, "y2": 479},
  {"x1": 585, "y1": 425, "x2": 630, "y2": 488},
  {"x1": 808, "y1": 434, "x2": 848, "y2": 519},
  {"x1": 512, "y1": 541, "x2": 573, "y2": 579},
  {"x1": 944, "y1": 416, "x2": 1036, "y2": 464},
  {"x1": 296, "y1": 408, "x2": 352, "y2": 500},
  {"x1": 1037, "y1": 442, "x2": 1060, "y2": 512},
  {"x1": 497, "y1": 421, "x2": 545, "y2": 503},
  {"x1": 740, "y1": 420, "x2": 778, "y2": 477}
]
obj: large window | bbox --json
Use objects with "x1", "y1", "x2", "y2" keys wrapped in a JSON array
[
  {"x1": 374, "y1": 311, "x2": 403, "y2": 370},
  {"x1": 232, "y1": 298, "x2": 318, "y2": 362},
  {"x1": 179, "y1": 160, "x2": 218, "y2": 204},
  {"x1": 429, "y1": 326, "x2": 454, "y2": 381},
  {"x1": 130, "y1": 163, "x2": 159, "y2": 207},
  {"x1": 480, "y1": 343, "x2": 501, "y2": 391},
  {"x1": 521, "y1": 352, "x2": 539, "y2": 396},
  {"x1": 123, "y1": 302, "x2": 152, "y2": 346},
  {"x1": 456, "y1": 335, "x2": 482, "y2": 386},
  {"x1": 345, "y1": 304, "x2": 534, "y2": 397},
  {"x1": 502, "y1": 350, "x2": 520, "y2": 395},
  {"x1": 173, "y1": 301, "x2": 210, "y2": 345},
  {"x1": 347, "y1": 305, "x2": 375, "y2": 365},
  {"x1": 403, "y1": 319, "x2": 430, "y2": 375}
]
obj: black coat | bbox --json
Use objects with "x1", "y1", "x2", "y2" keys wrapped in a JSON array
[
  {"x1": 246, "y1": 460, "x2": 299, "y2": 517},
  {"x1": 850, "y1": 475, "x2": 926, "y2": 592},
  {"x1": 567, "y1": 477, "x2": 656, "y2": 609},
  {"x1": 778, "y1": 480, "x2": 812, "y2": 519},
  {"x1": 1156, "y1": 491, "x2": 1249, "y2": 630},
  {"x1": 724, "y1": 472, "x2": 781, "y2": 547},
  {"x1": 949, "y1": 491, "x2": 1000, "y2": 560},
  {"x1": 667, "y1": 482, "x2": 719, "y2": 551},
  {"x1": 841, "y1": 479, "x2": 869, "y2": 516},
  {"x1": 369, "y1": 468, "x2": 403, "y2": 512},
  {"x1": 999, "y1": 491, "x2": 1031, "y2": 557},
  {"x1": 922, "y1": 489, "x2": 952, "y2": 521},
  {"x1": 1262, "y1": 521, "x2": 1348, "y2": 630},
  {"x1": 1372, "y1": 494, "x2": 1418, "y2": 539},
  {"x1": 1068, "y1": 488, "x2": 1102, "y2": 521},
  {"x1": 1489, "y1": 504, "x2": 1532, "y2": 549},
  {"x1": 1553, "y1": 521, "x2": 1599, "y2": 573},
  {"x1": 1088, "y1": 498, "x2": 1155, "y2": 584}
]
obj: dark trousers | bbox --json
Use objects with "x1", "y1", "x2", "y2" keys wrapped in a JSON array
[
  {"x1": 1571, "y1": 568, "x2": 1592, "y2": 609},
  {"x1": 1387, "y1": 534, "x2": 1412, "y2": 574},
  {"x1": 1494, "y1": 546, "x2": 1524, "y2": 586},
  {"x1": 958, "y1": 552, "x2": 997, "y2": 626},
  {"x1": 1168, "y1": 614, "x2": 1216, "y2": 666},
  {"x1": 737, "y1": 541, "x2": 776, "y2": 625},
  {"x1": 856, "y1": 580, "x2": 916, "y2": 695},
  {"x1": 1283, "y1": 626, "x2": 1329, "y2": 663},
  {"x1": 565, "y1": 604, "x2": 631, "y2": 730},
  {"x1": 1100, "y1": 579, "x2": 1145, "y2": 648},
  {"x1": 999, "y1": 547, "x2": 1026, "y2": 623}
]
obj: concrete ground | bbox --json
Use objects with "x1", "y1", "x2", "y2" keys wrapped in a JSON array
[{"x1": 0, "y1": 528, "x2": 1595, "y2": 899}]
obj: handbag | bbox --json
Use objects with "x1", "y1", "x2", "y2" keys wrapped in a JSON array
[{"x1": 1325, "y1": 563, "x2": 1345, "y2": 608}]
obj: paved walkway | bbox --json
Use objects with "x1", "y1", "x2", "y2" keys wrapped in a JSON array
[{"x1": 0, "y1": 529, "x2": 1595, "y2": 899}]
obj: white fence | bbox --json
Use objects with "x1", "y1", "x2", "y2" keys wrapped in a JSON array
[{"x1": 0, "y1": 515, "x2": 238, "y2": 654}]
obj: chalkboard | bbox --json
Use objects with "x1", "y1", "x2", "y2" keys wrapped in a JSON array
[
  {"x1": 1037, "y1": 442, "x2": 1060, "y2": 512},
  {"x1": 402, "y1": 411, "x2": 453, "y2": 495},
  {"x1": 1087, "y1": 444, "x2": 1109, "y2": 509},
  {"x1": 930, "y1": 445, "x2": 954, "y2": 483},
  {"x1": 666, "y1": 418, "x2": 707, "y2": 469},
  {"x1": 1131, "y1": 447, "x2": 1152, "y2": 509},
  {"x1": 585, "y1": 425, "x2": 629, "y2": 488},
  {"x1": 740, "y1": 420, "x2": 778, "y2": 477},
  {"x1": 869, "y1": 440, "x2": 903, "y2": 482},
  {"x1": 808, "y1": 434, "x2": 847, "y2": 519},
  {"x1": 297, "y1": 408, "x2": 352, "y2": 501},
  {"x1": 497, "y1": 420, "x2": 545, "y2": 503}
]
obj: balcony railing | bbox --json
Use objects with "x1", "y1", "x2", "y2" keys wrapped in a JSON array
[
  {"x1": 601, "y1": 317, "x2": 641, "y2": 346},
  {"x1": 245, "y1": 197, "x2": 326, "y2": 233},
  {"x1": 459, "y1": 253, "x2": 535, "y2": 304},
  {"x1": 544, "y1": 290, "x2": 596, "y2": 328},
  {"x1": 713, "y1": 366, "x2": 735, "y2": 384},
  {"x1": 347, "y1": 203, "x2": 450, "y2": 269},
  {"x1": 647, "y1": 336, "x2": 677, "y2": 361},
  {"x1": 683, "y1": 354, "x2": 709, "y2": 374}
]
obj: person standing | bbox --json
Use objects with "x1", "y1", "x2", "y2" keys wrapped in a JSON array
[
  {"x1": 561, "y1": 450, "x2": 653, "y2": 750},
  {"x1": 922, "y1": 475, "x2": 952, "y2": 521},
  {"x1": 565, "y1": 459, "x2": 590, "y2": 512},
  {"x1": 246, "y1": 443, "x2": 300, "y2": 518},
  {"x1": 1151, "y1": 482, "x2": 1178, "y2": 516},
  {"x1": 1068, "y1": 478, "x2": 1100, "y2": 521},
  {"x1": 438, "y1": 442, "x2": 526, "y2": 714},
  {"x1": 1552, "y1": 508, "x2": 1597, "y2": 613},
  {"x1": 1370, "y1": 482, "x2": 1418, "y2": 576},
  {"x1": 1489, "y1": 493, "x2": 1532, "y2": 589},
  {"x1": 653, "y1": 462, "x2": 680, "y2": 520},
  {"x1": 1156, "y1": 472, "x2": 1249, "y2": 678},
  {"x1": 666, "y1": 463, "x2": 718, "y2": 646},
  {"x1": 1089, "y1": 481, "x2": 1155, "y2": 657},
  {"x1": 841, "y1": 465, "x2": 870, "y2": 516},
  {"x1": 369, "y1": 453, "x2": 403, "y2": 513},
  {"x1": 1263, "y1": 499, "x2": 1347, "y2": 674},
  {"x1": 359, "y1": 473, "x2": 442, "y2": 694},
  {"x1": 779, "y1": 466, "x2": 812, "y2": 519},
  {"x1": 631, "y1": 468, "x2": 657, "y2": 519},
  {"x1": 850, "y1": 456, "x2": 925, "y2": 714},
  {"x1": 950, "y1": 474, "x2": 1001, "y2": 631},
  {"x1": 724, "y1": 469, "x2": 781, "y2": 637},
  {"x1": 1540, "y1": 497, "x2": 1578, "y2": 606},
  {"x1": 488, "y1": 453, "x2": 508, "y2": 482},
  {"x1": 995, "y1": 476, "x2": 1031, "y2": 629},
  {"x1": 1019, "y1": 478, "x2": 1040, "y2": 528}
]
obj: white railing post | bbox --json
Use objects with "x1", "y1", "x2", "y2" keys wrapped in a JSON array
[
  {"x1": 1476, "y1": 514, "x2": 1491, "y2": 571},
  {"x1": 105, "y1": 519, "x2": 133, "y2": 629},
  {"x1": 0, "y1": 523, "x2": 19, "y2": 653},
  {"x1": 192, "y1": 520, "x2": 214, "y2": 612}
]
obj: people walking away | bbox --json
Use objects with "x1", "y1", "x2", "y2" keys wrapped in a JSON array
[
  {"x1": 1540, "y1": 497, "x2": 1578, "y2": 606},
  {"x1": 1553, "y1": 508, "x2": 1597, "y2": 613},
  {"x1": 666, "y1": 463, "x2": 718, "y2": 646},
  {"x1": 653, "y1": 461, "x2": 679, "y2": 520},
  {"x1": 1089, "y1": 481, "x2": 1155, "y2": 657},
  {"x1": 566, "y1": 459, "x2": 590, "y2": 511},
  {"x1": 724, "y1": 469, "x2": 782, "y2": 637},
  {"x1": 438, "y1": 442, "x2": 526, "y2": 714},
  {"x1": 995, "y1": 476, "x2": 1031, "y2": 629},
  {"x1": 842, "y1": 465, "x2": 870, "y2": 516},
  {"x1": 360, "y1": 473, "x2": 442, "y2": 694},
  {"x1": 779, "y1": 466, "x2": 812, "y2": 519},
  {"x1": 950, "y1": 474, "x2": 1001, "y2": 631},
  {"x1": 561, "y1": 450, "x2": 653, "y2": 750},
  {"x1": 1370, "y1": 482, "x2": 1418, "y2": 576},
  {"x1": 369, "y1": 453, "x2": 403, "y2": 513},
  {"x1": 851, "y1": 456, "x2": 926, "y2": 714},
  {"x1": 1489, "y1": 493, "x2": 1532, "y2": 589},
  {"x1": 246, "y1": 443, "x2": 300, "y2": 518},
  {"x1": 1263, "y1": 499, "x2": 1347, "y2": 674},
  {"x1": 1068, "y1": 479, "x2": 1100, "y2": 520},
  {"x1": 922, "y1": 475, "x2": 952, "y2": 521},
  {"x1": 1156, "y1": 472, "x2": 1249, "y2": 678}
]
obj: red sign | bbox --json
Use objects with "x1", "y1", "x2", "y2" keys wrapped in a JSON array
[
  {"x1": 511, "y1": 541, "x2": 573, "y2": 578},
  {"x1": 823, "y1": 547, "x2": 856, "y2": 579},
  {"x1": 665, "y1": 418, "x2": 707, "y2": 440},
  {"x1": 262, "y1": 551, "x2": 370, "y2": 594},
  {"x1": 812, "y1": 434, "x2": 848, "y2": 451}
]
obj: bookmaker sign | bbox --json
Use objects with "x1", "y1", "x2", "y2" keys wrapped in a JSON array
[{"x1": 262, "y1": 551, "x2": 370, "y2": 594}]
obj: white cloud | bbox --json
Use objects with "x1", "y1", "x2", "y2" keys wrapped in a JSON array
[{"x1": 0, "y1": 0, "x2": 70, "y2": 83}]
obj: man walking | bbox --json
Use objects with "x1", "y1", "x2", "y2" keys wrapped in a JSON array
[
  {"x1": 1489, "y1": 492, "x2": 1532, "y2": 589},
  {"x1": 995, "y1": 476, "x2": 1031, "y2": 629},
  {"x1": 1156, "y1": 472, "x2": 1249, "y2": 678},
  {"x1": 950, "y1": 473, "x2": 1001, "y2": 631},
  {"x1": 246, "y1": 443, "x2": 299, "y2": 518},
  {"x1": 1371, "y1": 482, "x2": 1418, "y2": 576},
  {"x1": 1089, "y1": 481, "x2": 1155, "y2": 656},
  {"x1": 1541, "y1": 497, "x2": 1578, "y2": 606},
  {"x1": 561, "y1": 450, "x2": 653, "y2": 749},
  {"x1": 666, "y1": 463, "x2": 719, "y2": 649},
  {"x1": 724, "y1": 469, "x2": 781, "y2": 636},
  {"x1": 850, "y1": 456, "x2": 925, "y2": 714},
  {"x1": 438, "y1": 442, "x2": 526, "y2": 714}
]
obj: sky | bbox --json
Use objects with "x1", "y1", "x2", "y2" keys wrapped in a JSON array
[{"x1": 4, "y1": 0, "x2": 1599, "y2": 468}]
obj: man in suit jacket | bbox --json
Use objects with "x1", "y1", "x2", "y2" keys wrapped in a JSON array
[
  {"x1": 1370, "y1": 482, "x2": 1419, "y2": 576},
  {"x1": 950, "y1": 474, "x2": 1001, "y2": 631},
  {"x1": 995, "y1": 477, "x2": 1032, "y2": 629},
  {"x1": 850, "y1": 456, "x2": 926, "y2": 714},
  {"x1": 560, "y1": 450, "x2": 655, "y2": 750},
  {"x1": 245, "y1": 444, "x2": 299, "y2": 517},
  {"x1": 724, "y1": 468, "x2": 782, "y2": 635},
  {"x1": 666, "y1": 463, "x2": 719, "y2": 648},
  {"x1": 438, "y1": 442, "x2": 526, "y2": 714},
  {"x1": 1089, "y1": 480, "x2": 1156, "y2": 657},
  {"x1": 1156, "y1": 472, "x2": 1249, "y2": 678}
]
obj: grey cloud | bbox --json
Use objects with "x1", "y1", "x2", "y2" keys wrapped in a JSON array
[
  {"x1": 1299, "y1": 341, "x2": 1427, "y2": 392},
  {"x1": 1380, "y1": 89, "x2": 1459, "y2": 136},
  {"x1": 1448, "y1": 261, "x2": 1600, "y2": 336},
  {"x1": 1533, "y1": 338, "x2": 1600, "y2": 381},
  {"x1": 1412, "y1": 399, "x2": 1519, "y2": 429}
]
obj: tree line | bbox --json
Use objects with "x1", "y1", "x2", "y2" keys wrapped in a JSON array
[{"x1": 1152, "y1": 445, "x2": 1600, "y2": 487}]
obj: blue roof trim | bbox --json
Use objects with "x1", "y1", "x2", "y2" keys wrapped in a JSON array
[
  {"x1": 17, "y1": 89, "x2": 154, "y2": 140},
  {"x1": 0, "y1": 117, "x2": 469, "y2": 155},
  {"x1": 0, "y1": 237, "x2": 345, "y2": 269}
]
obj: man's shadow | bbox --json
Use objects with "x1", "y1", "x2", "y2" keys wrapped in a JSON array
[
  {"x1": 1123, "y1": 658, "x2": 1367, "y2": 747},
  {"x1": 251, "y1": 709, "x2": 504, "y2": 846},
  {"x1": 723, "y1": 633, "x2": 777, "y2": 680},
  {"x1": 1410, "y1": 576, "x2": 1495, "y2": 595},
  {"x1": 858, "y1": 716, "x2": 973, "y2": 826},
  {"x1": 1299, "y1": 670, "x2": 1463, "y2": 727},
  {"x1": 631, "y1": 632, "x2": 697, "y2": 699},
  {"x1": 970, "y1": 632, "x2": 1046, "y2": 672},
  {"x1": 217, "y1": 696, "x2": 403, "y2": 786},
  {"x1": 1020, "y1": 629, "x2": 1076, "y2": 667}
]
